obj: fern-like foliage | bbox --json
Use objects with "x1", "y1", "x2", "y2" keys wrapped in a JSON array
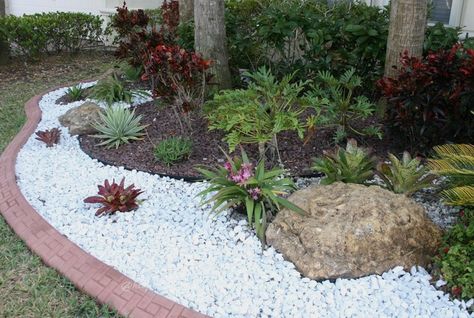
[
  {"x1": 428, "y1": 144, "x2": 474, "y2": 206},
  {"x1": 377, "y1": 152, "x2": 435, "y2": 195}
]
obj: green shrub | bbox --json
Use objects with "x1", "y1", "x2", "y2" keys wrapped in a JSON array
[
  {"x1": 429, "y1": 144, "x2": 474, "y2": 206},
  {"x1": 0, "y1": 12, "x2": 103, "y2": 58},
  {"x1": 306, "y1": 68, "x2": 381, "y2": 143},
  {"x1": 90, "y1": 76, "x2": 148, "y2": 105},
  {"x1": 225, "y1": 0, "x2": 388, "y2": 89},
  {"x1": 376, "y1": 152, "x2": 435, "y2": 195},
  {"x1": 154, "y1": 137, "x2": 192, "y2": 166},
  {"x1": 206, "y1": 67, "x2": 306, "y2": 160},
  {"x1": 196, "y1": 148, "x2": 304, "y2": 244},
  {"x1": 312, "y1": 139, "x2": 376, "y2": 185},
  {"x1": 93, "y1": 106, "x2": 147, "y2": 149},
  {"x1": 119, "y1": 63, "x2": 143, "y2": 82},
  {"x1": 66, "y1": 85, "x2": 85, "y2": 101},
  {"x1": 435, "y1": 208, "x2": 474, "y2": 300},
  {"x1": 424, "y1": 23, "x2": 462, "y2": 53}
]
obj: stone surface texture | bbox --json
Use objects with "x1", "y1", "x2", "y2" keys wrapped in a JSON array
[
  {"x1": 266, "y1": 182, "x2": 442, "y2": 280},
  {"x1": 58, "y1": 101, "x2": 102, "y2": 135}
]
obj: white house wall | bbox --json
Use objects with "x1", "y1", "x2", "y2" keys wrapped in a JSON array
[{"x1": 4, "y1": 0, "x2": 162, "y2": 16}]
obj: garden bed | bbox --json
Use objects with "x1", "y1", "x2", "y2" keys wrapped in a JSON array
[
  {"x1": 13, "y1": 84, "x2": 474, "y2": 317},
  {"x1": 78, "y1": 100, "x2": 396, "y2": 180}
]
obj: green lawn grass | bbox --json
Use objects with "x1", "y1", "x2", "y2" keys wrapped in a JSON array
[{"x1": 0, "y1": 52, "x2": 122, "y2": 318}]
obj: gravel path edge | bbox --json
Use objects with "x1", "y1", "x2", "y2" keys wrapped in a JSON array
[{"x1": 0, "y1": 86, "x2": 208, "y2": 318}]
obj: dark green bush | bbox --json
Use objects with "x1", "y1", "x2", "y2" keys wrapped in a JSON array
[
  {"x1": 0, "y1": 12, "x2": 104, "y2": 58},
  {"x1": 225, "y1": 0, "x2": 389, "y2": 89},
  {"x1": 435, "y1": 208, "x2": 474, "y2": 300},
  {"x1": 424, "y1": 22, "x2": 462, "y2": 53}
]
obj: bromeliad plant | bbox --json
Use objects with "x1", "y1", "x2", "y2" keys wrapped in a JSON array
[
  {"x1": 376, "y1": 152, "x2": 435, "y2": 196},
  {"x1": 154, "y1": 136, "x2": 193, "y2": 166},
  {"x1": 428, "y1": 144, "x2": 474, "y2": 206},
  {"x1": 312, "y1": 139, "x2": 376, "y2": 185},
  {"x1": 35, "y1": 128, "x2": 61, "y2": 147},
  {"x1": 196, "y1": 148, "x2": 305, "y2": 244},
  {"x1": 84, "y1": 178, "x2": 143, "y2": 216},
  {"x1": 93, "y1": 106, "x2": 148, "y2": 149},
  {"x1": 90, "y1": 75, "x2": 149, "y2": 105}
]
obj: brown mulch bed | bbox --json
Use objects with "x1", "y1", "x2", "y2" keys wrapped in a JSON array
[{"x1": 79, "y1": 101, "x2": 401, "y2": 179}]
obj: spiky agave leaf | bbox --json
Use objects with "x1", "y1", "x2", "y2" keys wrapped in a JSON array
[{"x1": 92, "y1": 106, "x2": 147, "y2": 149}]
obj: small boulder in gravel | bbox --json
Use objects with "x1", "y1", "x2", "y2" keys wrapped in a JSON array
[
  {"x1": 266, "y1": 182, "x2": 442, "y2": 280},
  {"x1": 58, "y1": 102, "x2": 102, "y2": 136}
]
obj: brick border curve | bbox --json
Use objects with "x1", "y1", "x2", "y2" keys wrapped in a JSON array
[{"x1": 0, "y1": 87, "x2": 208, "y2": 318}]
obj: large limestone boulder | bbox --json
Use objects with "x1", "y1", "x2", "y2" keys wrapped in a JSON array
[
  {"x1": 58, "y1": 102, "x2": 102, "y2": 136},
  {"x1": 266, "y1": 182, "x2": 442, "y2": 280}
]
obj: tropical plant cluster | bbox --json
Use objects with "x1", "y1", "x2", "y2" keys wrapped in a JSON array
[{"x1": 0, "y1": 12, "x2": 104, "y2": 58}]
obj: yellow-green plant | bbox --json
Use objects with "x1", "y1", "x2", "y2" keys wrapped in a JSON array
[
  {"x1": 312, "y1": 139, "x2": 376, "y2": 185},
  {"x1": 377, "y1": 152, "x2": 435, "y2": 195},
  {"x1": 93, "y1": 106, "x2": 147, "y2": 149},
  {"x1": 428, "y1": 144, "x2": 474, "y2": 206}
]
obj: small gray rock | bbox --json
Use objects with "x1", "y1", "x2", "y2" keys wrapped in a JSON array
[{"x1": 58, "y1": 102, "x2": 102, "y2": 136}]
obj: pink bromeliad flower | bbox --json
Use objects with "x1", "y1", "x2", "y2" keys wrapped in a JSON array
[
  {"x1": 227, "y1": 162, "x2": 254, "y2": 185},
  {"x1": 248, "y1": 187, "x2": 262, "y2": 200}
]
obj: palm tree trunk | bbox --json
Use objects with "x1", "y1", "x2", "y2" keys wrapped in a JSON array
[
  {"x1": 179, "y1": 0, "x2": 194, "y2": 23},
  {"x1": 0, "y1": 0, "x2": 9, "y2": 65},
  {"x1": 194, "y1": 0, "x2": 232, "y2": 90},
  {"x1": 384, "y1": 0, "x2": 428, "y2": 78}
]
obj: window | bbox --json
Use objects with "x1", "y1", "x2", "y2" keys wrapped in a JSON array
[{"x1": 429, "y1": 0, "x2": 464, "y2": 26}]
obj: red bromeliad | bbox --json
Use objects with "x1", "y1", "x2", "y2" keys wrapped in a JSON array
[
  {"x1": 35, "y1": 128, "x2": 61, "y2": 147},
  {"x1": 84, "y1": 178, "x2": 143, "y2": 216}
]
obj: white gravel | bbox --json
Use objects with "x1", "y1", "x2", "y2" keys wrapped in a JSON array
[{"x1": 15, "y1": 86, "x2": 473, "y2": 318}]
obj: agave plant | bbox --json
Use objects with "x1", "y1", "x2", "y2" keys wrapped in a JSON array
[
  {"x1": 312, "y1": 139, "x2": 376, "y2": 185},
  {"x1": 35, "y1": 128, "x2": 61, "y2": 147},
  {"x1": 196, "y1": 148, "x2": 305, "y2": 244},
  {"x1": 376, "y1": 152, "x2": 435, "y2": 195},
  {"x1": 93, "y1": 106, "x2": 148, "y2": 149},
  {"x1": 428, "y1": 144, "x2": 474, "y2": 206},
  {"x1": 66, "y1": 85, "x2": 85, "y2": 101},
  {"x1": 84, "y1": 178, "x2": 143, "y2": 216}
]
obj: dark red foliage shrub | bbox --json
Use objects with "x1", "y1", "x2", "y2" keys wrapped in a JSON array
[
  {"x1": 111, "y1": 2, "x2": 163, "y2": 66},
  {"x1": 160, "y1": 0, "x2": 180, "y2": 43},
  {"x1": 84, "y1": 178, "x2": 143, "y2": 216},
  {"x1": 142, "y1": 44, "x2": 212, "y2": 114},
  {"x1": 378, "y1": 44, "x2": 474, "y2": 150},
  {"x1": 35, "y1": 128, "x2": 61, "y2": 147}
]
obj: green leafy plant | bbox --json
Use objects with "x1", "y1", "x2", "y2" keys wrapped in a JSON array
[
  {"x1": 424, "y1": 22, "x2": 461, "y2": 53},
  {"x1": 154, "y1": 136, "x2": 192, "y2": 165},
  {"x1": 92, "y1": 106, "x2": 147, "y2": 149},
  {"x1": 196, "y1": 148, "x2": 305, "y2": 244},
  {"x1": 312, "y1": 139, "x2": 376, "y2": 185},
  {"x1": 90, "y1": 76, "x2": 149, "y2": 105},
  {"x1": 376, "y1": 152, "x2": 435, "y2": 195},
  {"x1": 0, "y1": 12, "x2": 104, "y2": 59},
  {"x1": 66, "y1": 85, "x2": 85, "y2": 101},
  {"x1": 428, "y1": 144, "x2": 474, "y2": 206},
  {"x1": 206, "y1": 66, "x2": 307, "y2": 161},
  {"x1": 84, "y1": 178, "x2": 144, "y2": 216},
  {"x1": 306, "y1": 68, "x2": 380, "y2": 143},
  {"x1": 35, "y1": 128, "x2": 61, "y2": 147},
  {"x1": 120, "y1": 63, "x2": 143, "y2": 82},
  {"x1": 435, "y1": 208, "x2": 474, "y2": 300}
]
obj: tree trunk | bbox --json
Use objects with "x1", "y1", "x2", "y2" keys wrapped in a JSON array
[
  {"x1": 179, "y1": 0, "x2": 194, "y2": 23},
  {"x1": 0, "y1": 0, "x2": 9, "y2": 65},
  {"x1": 194, "y1": 0, "x2": 232, "y2": 90},
  {"x1": 384, "y1": 0, "x2": 427, "y2": 78}
]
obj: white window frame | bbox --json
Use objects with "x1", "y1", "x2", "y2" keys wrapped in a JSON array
[{"x1": 448, "y1": 0, "x2": 464, "y2": 26}]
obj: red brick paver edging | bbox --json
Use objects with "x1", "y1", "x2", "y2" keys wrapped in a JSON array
[{"x1": 0, "y1": 87, "x2": 209, "y2": 318}]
